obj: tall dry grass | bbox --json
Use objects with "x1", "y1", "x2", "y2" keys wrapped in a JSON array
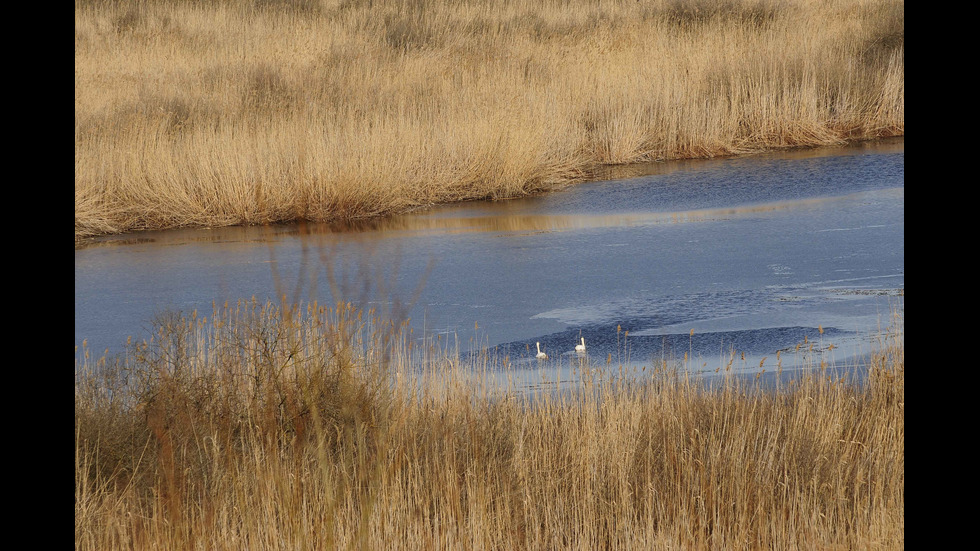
[
  {"x1": 75, "y1": 296, "x2": 905, "y2": 549},
  {"x1": 75, "y1": 0, "x2": 904, "y2": 241}
]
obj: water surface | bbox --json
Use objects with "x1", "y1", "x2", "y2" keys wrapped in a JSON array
[{"x1": 76, "y1": 138, "x2": 904, "y2": 381}]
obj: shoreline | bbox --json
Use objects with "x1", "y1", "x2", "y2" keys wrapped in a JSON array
[{"x1": 74, "y1": 134, "x2": 904, "y2": 247}]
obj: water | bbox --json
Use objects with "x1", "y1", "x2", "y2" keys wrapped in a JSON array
[{"x1": 75, "y1": 138, "x2": 904, "y2": 380}]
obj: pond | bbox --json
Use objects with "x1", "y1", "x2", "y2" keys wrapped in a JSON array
[{"x1": 75, "y1": 138, "x2": 904, "y2": 382}]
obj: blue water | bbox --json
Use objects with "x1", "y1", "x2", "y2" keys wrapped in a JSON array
[{"x1": 75, "y1": 138, "x2": 904, "y2": 379}]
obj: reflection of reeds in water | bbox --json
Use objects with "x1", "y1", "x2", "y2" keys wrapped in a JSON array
[
  {"x1": 75, "y1": 0, "x2": 904, "y2": 241},
  {"x1": 76, "y1": 297, "x2": 904, "y2": 549},
  {"x1": 305, "y1": 191, "x2": 872, "y2": 237}
]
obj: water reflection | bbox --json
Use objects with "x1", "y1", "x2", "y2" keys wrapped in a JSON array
[
  {"x1": 330, "y1": 193, "x2": 889, "y2": 236},
  {"x1": 79, "y1": 188, "x2": 896, "y2": 250}
]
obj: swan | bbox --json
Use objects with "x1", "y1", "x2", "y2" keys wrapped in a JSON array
[
  {"x1": 575, "y1": 337, "x2": 586, "y2": 354},
  {"x1": 536, "y1": 342, "x2": 548, "y2": 360}
]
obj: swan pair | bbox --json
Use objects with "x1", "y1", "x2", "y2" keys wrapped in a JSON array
[{"x1": 535, "y1": 338, "x2": 586, "y2": 360}]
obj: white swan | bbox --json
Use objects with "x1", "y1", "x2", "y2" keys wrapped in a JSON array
[
  {"x1": 575, "y1": 337, "x2": 586, "y2": 354},
  {"x1": 536, "y1": 342, "x2": 548, "y2": 360}
]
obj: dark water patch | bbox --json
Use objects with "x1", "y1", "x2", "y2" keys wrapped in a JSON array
[{"x1": 467, "y1": 324, "x2": 852, "y2": 374}]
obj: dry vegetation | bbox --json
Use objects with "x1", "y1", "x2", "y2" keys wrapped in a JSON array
[
  {"x1": 75, "y1": 0, "x2": 904, "y2": 241},
  {"x1": 75, "y1": 296, "x2": 904, "y2": 549}
]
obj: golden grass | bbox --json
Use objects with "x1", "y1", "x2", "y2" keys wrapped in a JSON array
[
  {"x1": 75, "y1": 0, "x2": 904, "y2": 241},
  {"x1": 75, "y1": 297, "x2": 904, "y2": 549}
]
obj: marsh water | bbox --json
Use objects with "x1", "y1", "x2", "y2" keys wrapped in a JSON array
[{"x1": 75, "y1": 138, "x2": 904, "y2": 382}]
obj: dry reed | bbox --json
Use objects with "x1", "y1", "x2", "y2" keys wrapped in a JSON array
[
  {"x1": 75, "y1": 297, "x2": 904, "y2": 549},
  {"x1": 75, "y1": 0, "x2": 904, "y2": 241}
]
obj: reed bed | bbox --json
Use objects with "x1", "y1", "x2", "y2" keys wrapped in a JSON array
[
  {"x1": 75, "y1": 298, "x2": 905, "y2": 549},
  {"x1": 75, "y1": 0, "x2": 904, "y2": 241}
]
